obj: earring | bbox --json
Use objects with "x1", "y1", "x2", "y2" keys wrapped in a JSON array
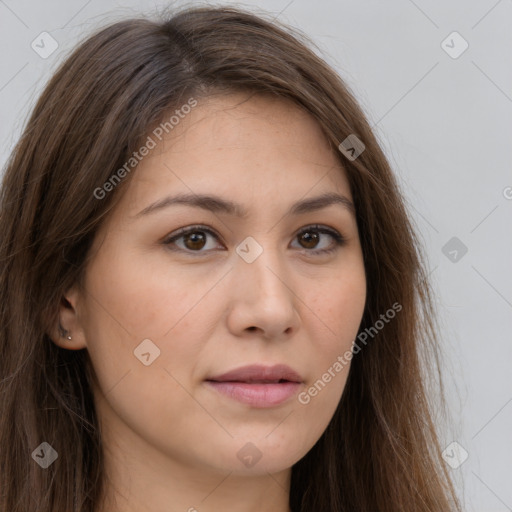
[{"x1": 58, "y1": 323, "x2": 72, "y2": 341}]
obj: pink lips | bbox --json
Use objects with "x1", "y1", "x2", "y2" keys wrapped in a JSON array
[{"x1": 205, "y1": 364, "x2": 303, "y2": 408}]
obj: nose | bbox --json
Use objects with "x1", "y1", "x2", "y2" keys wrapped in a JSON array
[{"x1": 225, "y1": 242, "x2": 300, "y2": 340}]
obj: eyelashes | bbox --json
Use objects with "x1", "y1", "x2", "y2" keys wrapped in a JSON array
[{"x1": 162, "y1": 224, "x2": 347, "y2": 256}]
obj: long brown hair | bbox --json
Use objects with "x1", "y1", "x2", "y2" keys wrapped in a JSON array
[{"x1": 0, "y1": 5, "x2": 461, "y2": 511}]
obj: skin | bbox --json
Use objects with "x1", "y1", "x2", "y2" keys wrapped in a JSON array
[{"x1": 52, "y1": 92, "x2": 367, "y2": 512}]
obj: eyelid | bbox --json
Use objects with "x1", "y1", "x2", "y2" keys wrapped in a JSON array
[{"x1": 162, "y1": 224, "x2": 222, "y2": 247}]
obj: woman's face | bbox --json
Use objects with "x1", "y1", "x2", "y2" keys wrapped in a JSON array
[{"x1": 62, "y1": 92, "x2": 366, "y2": 477}]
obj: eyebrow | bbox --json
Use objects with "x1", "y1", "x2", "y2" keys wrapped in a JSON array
[{"x1": 133, "y1": 191, "x2": 355, "y2": 219}]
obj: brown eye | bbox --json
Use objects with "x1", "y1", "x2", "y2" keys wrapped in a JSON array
[
  {"x1": 164, "y1": 226, "x2": 222, "y2": 254},
  {"x1": 298, "y1": 230, "x2": 320, "y2": 249},
  {"x1": 164, "y1": 224, "x2": 345, "y2": 256},
  {"x1": 182, "y1": 231, "x2": 208, "y2": 251},
  {"x1": 291, "y1": 225, "x2": 346, "y2": 255}
]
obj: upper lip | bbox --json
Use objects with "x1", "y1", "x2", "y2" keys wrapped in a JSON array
[{"x1": 206, "y1": 364, "x2": 303, "y2": 383}]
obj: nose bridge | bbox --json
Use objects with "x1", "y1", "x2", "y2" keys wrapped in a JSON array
[
  {"x1": 223, "y1": 222, "x2": 309, "y2": 339},
  {"x1": 233, "y1": 232, "x2": 296, "y2": 315},
  {"x1": 235, "y1": 233, "x2": 287, "y2": 291}
]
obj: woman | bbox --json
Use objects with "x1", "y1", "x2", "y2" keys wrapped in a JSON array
[{"x1": 0, "y1": 5, "x2": 461, "y2": 512}]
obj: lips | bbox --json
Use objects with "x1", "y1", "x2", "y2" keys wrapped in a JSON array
[
  {"x1": 205, "y1": 364, "x2": 303, "y2": 408},
  {"x1": 207, "y1": 364, "x2": 303, "y2": 384}
]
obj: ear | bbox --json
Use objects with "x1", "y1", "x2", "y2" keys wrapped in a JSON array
[{"x1": 48, "y1": 286, "x2": 88, "y2": 351}]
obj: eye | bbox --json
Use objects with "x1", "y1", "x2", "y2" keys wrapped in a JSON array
[
  {"x1": 163, "y1": 225, "x2": 222, "y2": 254},
  {"x1": 291, "y1": 225, "x2": 346, "y2": 255},
  {"x1": 163, "y1": 224, "x2": 346, "y2": 255}
]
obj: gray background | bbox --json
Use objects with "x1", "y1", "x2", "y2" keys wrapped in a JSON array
[{"x1": 1, "y1": 1, "x2": 511, "y2": 510}]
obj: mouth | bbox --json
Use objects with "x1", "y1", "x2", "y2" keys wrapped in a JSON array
[
  {"x1": 205, "y1": 364, "x2": 303, "y2": 408},
  {"x1": 214, "y1": 379, "x2": 294, "y2": 383}
]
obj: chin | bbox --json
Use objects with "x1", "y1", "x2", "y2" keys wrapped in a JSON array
[{"x1": 200, "y1": 435, "x2": 312, "y2": 476}]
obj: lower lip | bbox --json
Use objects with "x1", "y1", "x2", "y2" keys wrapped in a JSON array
[{"x1": 206, "y1": 381, "x2": 301, "y2": 407}]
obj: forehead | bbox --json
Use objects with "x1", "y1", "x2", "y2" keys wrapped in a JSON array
[{"x1": 112, "y1": 92, "x2": 352, "y2": 221}]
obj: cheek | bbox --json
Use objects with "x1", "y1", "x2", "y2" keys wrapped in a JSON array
[
  {"x1": 83, "y1": 243, "x2": 214, "y2": 339},
  {"x1": 308, "y1": 263, "x2": 366, "y2": 351},
  {"x1": 79, "y1": 251, "x2": 217, "y2": 454},
  {"x1": 80, "y1": 245, "x2": 227, "y2": 399},
  {"x1": 298, "y1": 262, "x2": 365, "y2": 405}
]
